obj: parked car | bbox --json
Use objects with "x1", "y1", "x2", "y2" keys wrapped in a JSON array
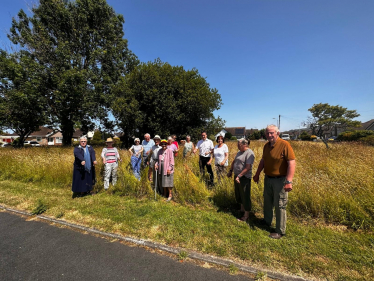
[
  {"x1": 1, "y1": 143, "x2": 11, "y2": 147},
  {"x1": 328, "y1": 136, "x2": 338, "y2": 141},
  {"x1": 24, "y1": 141, "x2": 41, "y2": 147},
  {"x1": 281, "y1": 134, "x2": 290, "y2": 140}
]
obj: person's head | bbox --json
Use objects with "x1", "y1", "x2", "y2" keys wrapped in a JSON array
[
  {"x1": 172, "y1": 134, "x2": 177, "y2": 141},
  {"x1": 265, "y1": 124, "x2": 280, "y2": 145},
  {"x1": 167, "y1": 136, "x2": 173, "y2": 145},
  {"x1": 79, "y1": 137, "x2": 87, "y2": 148},
  {"x1": 154, "y1": 135, "x2": 161, "y2": 145},
  {"x1": 186, "y1": 135, "x2": 191, "y2": 142},
  {"x1": 105, "y1": 138, "x2": 113, "y2": 147},
  {"x1": 237, "y1": 138, "x2": 248, "y2": 151},
  {"x1": 216, "y1": 135, "x2": 224, "y2": 144},
  {"x1": 134, "y1": 138, "x2": 140, "y2": 145},
  {"x1": 144, "y1": 133, "x2": 151, "y2": 142},
  {"x1": 160, "y1": 139, "x2": 168, "y2": 149},
  {"x1": 201, "y1": 131, "x2": 207, "y2": 140}
]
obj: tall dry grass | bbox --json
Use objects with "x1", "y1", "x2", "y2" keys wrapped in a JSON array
[{"x1": 0, "y1": 140, "x2": 373, "y2": 230}]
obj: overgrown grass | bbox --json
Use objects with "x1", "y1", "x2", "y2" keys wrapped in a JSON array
[{"x1": 0, "y1": 141, "x2": 373, "y2": 280}]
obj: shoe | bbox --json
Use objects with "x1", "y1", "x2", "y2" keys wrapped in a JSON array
[
  {"x1": 237, "y1": 216, "x2": 249, "y2": 222},
  {"x1": 166, "y1": 196, "x2": 172, "y2": 202},
  {"x1": 259, "y1": 219, "x2": 270, "y2": 226},
  {"x1": 269, "y1": 233, "x2": 284, "y2": 239}
]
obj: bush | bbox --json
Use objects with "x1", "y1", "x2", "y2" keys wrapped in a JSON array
[
  {"x1": 225, "y1": 132, "x2": 232, "y2": 140},
  {"x1": 300, "y1": 132, "x2": 311, "y2": 141},
  {"x1": 230, "y1": 136, "x2": 237, "y2": 141},
  {"x1": 338, "y1": 130, "x2": 374, "y2": 141},
  {"x1": 360, "y1": 135, "x2": 374, "y2": 146}
]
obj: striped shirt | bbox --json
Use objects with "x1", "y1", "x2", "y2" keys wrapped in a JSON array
[{"x1": 101, "y1": 147, "x2": 120, "y2": 164}]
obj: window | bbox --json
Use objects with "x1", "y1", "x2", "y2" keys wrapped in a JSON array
[
  {"x1": 56, "y1": 137, "x2": 63, "y2": 144},
  {"x1": 48, "y1": 138, "x2": 53, "y2": 143},
  {"x1": 36, "y1": 137, "x2": 42, "y2": 142}
]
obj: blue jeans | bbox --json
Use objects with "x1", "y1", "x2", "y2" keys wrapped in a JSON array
[{"x1": 131, "y1": 156, "x2": 142, "y2": 181}]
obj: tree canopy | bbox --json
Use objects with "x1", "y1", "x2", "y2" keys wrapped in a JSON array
[
  {"x1": 307, "y1": 103, "x2": 360, "y2": 148},
  {"x1": 111, "y1": 59, "x2": 224, "y2": 146},
  {"x1": 0, "y1": 50, "x2": 48, "y2": 147},
  {"x1": 7, "y1": 0, "x2": 138, "y2": 145}
]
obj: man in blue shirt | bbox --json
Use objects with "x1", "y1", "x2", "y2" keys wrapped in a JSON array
[{"x1": 142, "y1": 133, "x2": 155, "y2": 169}]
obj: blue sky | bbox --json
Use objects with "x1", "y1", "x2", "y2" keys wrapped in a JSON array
[{"x1": 1, "y1": 0, "x2": 373, "y2": 131}]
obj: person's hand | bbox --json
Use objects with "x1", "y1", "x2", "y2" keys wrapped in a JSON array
[
  {"x1": 204, "y1": 151, "x2": 210, "y2": 156},
  {"x1": 81, "y1": 161, "x2": 86, "y2": 166},
  {"x1": 207, "y1": 161, "x2": 211, "y2": 165},
  {"x1": 135, "y1": 153, "x2": 138, "y2": 157},
  {"x1": 103, "y1": 159, "x2": 106, "y2": 164},
  {"x1": 119, "y1": 158, "x2": 122, "y2": 162},
  {"x1": 253, "y1": 174, "x2": 259, "y2": 183},
  {"x1": 155, "y1": 164, "x2": 158, "y2": 170},
  {"x1": 93, "y1": 161, "x2": 97, "y2": 165},
  {"x1": 227, "y1": 170, "x2": 232, "y2": 178},
  {"x1": 220, "y1": 161, "x2": 225, "y2": 166},
  {"x1": 235, "y1": 176, "x2": 241, "y2": 184},
  {"x1": 284, "y1": 183, "x2": 293, "y2": 192},
  {"x1": 167, "y1": 170, "x2": 171, "y2": 175},
  {"x1": 146, "y1": 151, "x2": 150, "y2": 155}
]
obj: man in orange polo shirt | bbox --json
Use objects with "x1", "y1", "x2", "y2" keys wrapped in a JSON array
[{"x1": 253, "y1": 125, "x2": 296, "y2": 239}]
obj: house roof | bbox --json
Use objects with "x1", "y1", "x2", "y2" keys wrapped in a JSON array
[
  {"x1": 361, "y1": 119, "x2": 374, "y2": 130},
  {"x1": 29, "y1": 126, "x2": 54, "y2": 137},
  {"x1": 72, "y1": 129, "x2": 84, "y2": 138},
  {"x1": 224, "y1": 127, "x2": 246, "y2": 136},
  {"x1": 245, "y1": 129, "x2": 258, "y2": 135}
]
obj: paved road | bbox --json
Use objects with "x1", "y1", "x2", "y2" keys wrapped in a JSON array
[{"x1": 0, "y1": 211, "x2": 252, "y2": 281}]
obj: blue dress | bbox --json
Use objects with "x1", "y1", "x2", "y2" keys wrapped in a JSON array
[{"x1": 72, "y1": 145, "x2": 96, "y2": 193}]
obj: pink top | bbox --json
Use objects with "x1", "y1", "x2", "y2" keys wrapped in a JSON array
[
  {"x1": 156, "y1": 148, "x2": 174, "y2": 175},
  {"x1": 173, "y1": 141, "x2": 179, "y2": 149}
]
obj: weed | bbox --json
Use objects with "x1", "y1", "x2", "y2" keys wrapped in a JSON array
[
  {"x1": 228, "y1": 264, "x2": 238, "y2": 275},
  {"x1": 255, "y1": 271, "x2": 267, "y2": 280},
  {"x1": 31, "y1": 199, "x2": 47, "y2": 215},
  {"x1": 178, "y1": 250, "x2": 188, "y2": 261}
]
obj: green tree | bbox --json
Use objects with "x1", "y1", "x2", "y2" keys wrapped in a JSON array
[
  {"x1": 111, "y1": 59, "x2": 223, "y2": 147},
  {"x1": 8, "y1": 0, "x2": 138, "y2": 145},
  {"x1": 0, "y1": 51, "x2": 48, "y2": 147},
  {"x1": 307, "y1": 103, "x2": 360, "y2": 148},
  {"x1": 224, "y1": 132, "x2": 232, "y2": 140}
]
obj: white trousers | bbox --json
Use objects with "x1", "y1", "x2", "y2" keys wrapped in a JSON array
[{"x1": 104, "y1": 162, "x2": 118, "y2": 190}]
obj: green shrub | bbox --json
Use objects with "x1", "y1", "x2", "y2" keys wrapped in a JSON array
[
  {"x1": 300, "y1": 131, "x2": 311, "y2": 141},
  {"x1": 230, "y1": 136, "x2": 237, "y2": 140},
  {"x1": 338, "y1": 130, "x2": 374, "y2": 141},
  {"x1": 360, "y1": 135, "x2": 374, "y2": 146}
]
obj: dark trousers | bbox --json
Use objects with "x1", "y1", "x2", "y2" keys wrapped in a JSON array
[{"x1": 199, "y1": 156, "x2": 214, "y2": 185}]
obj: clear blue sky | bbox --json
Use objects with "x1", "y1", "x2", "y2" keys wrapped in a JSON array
[{"x1": 1, "y1": 0, "x2": 373, "y2": 131}]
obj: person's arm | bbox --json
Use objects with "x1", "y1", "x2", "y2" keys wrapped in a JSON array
[
  {"x1": 284, "y1": 160, "x2": 296, "y2": 192},
  {"x1": 90, "y1": 146, "x2": 97, "y2": 165},
  {"x1": 221, "y1": 152, "x2": 229, "y2": 166},
  {"x1": 168, "y1": 149, "x2": 174, "y2": 174},
  {"x1": 227, "y1": 157, "x2": 235, "y2": 177},
  {"x1": 74, "y1": 147, "x2": 85, "y2": 166},
  {"x1": 129, "y1": 146, "x2": 134, "y2": 156},
  {"x1": 253, "y1": 158, "x2": 264, "y2": 183},
  {"x1": 235, "y1": 164, "x2": 252, "y2": 183},
  {"x1": 101, "y1": 148, "x2": 107, "y2": 164}
]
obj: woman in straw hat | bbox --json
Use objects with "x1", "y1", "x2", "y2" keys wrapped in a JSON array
[
  {"x1": 101, "y1": 138, "x2": 122, "y2": 190},
  {"x1": 155, "y1": 139, "x2": 175, "y2": 201}
]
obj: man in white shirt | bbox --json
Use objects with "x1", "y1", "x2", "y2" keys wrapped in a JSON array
[{"x1": 193, "y1": 131, "x2": 214, "y2": 186}]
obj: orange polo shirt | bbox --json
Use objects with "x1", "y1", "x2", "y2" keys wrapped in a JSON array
[{"x1": 262, "y1": 138, "x2": 295, "y2": 177}]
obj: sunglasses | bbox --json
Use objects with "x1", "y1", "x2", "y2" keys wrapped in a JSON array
[{"x1": 80, "y1": 141, "x2": 87, "y2": 143}]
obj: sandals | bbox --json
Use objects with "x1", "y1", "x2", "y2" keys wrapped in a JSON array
[
  {"x1": 166, "y1": 196, "x2": 172, "y2": 202},
  {"x1": 238, "y1": 215, "x2": 249, "y2": 222}
]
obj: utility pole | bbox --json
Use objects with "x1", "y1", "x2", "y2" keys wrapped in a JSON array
[{"x1": 278, "y1": 115, "x2": 281, "y2": 131}]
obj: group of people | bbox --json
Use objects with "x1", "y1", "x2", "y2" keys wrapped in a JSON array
[{"x1": 71, "y1": 125, "x2": 296, "y2": 239}]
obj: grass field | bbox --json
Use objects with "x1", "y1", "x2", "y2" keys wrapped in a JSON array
[{"x1": 0, "y1": 140, "x2": 373, "y2": 280}]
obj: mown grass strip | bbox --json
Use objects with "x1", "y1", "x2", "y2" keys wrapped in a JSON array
[{"x1": 0, "y1": 179, "x2": 373, "y2": 280}]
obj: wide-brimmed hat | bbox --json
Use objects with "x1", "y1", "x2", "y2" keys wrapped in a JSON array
[
  {"x1": 160, "y1": 139, "x2": 167, "y2": 144},
  {"x1": 154, "y1": 135, "x2": 161, "y2": 140},
  {"x1": 105, "y1": 138, "x2": 113, "y2": 143}
]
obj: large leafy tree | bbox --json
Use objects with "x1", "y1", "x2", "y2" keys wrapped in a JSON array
[
  {"x1": 8, "y1": 0, "x2": 138, "y2": 145},
  {"x1": 112, "y1": 59, "x2": 224, "y2": 146},
  {"x1": 0, "y1": 50, "x2": 48, "y2": 147},
  {"x1": 307, "y1": 103, "x2": 360, "y2": 148}
]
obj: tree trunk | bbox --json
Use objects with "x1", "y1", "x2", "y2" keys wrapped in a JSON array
[
  {"x1": 60, "y1": 119, "x2": 75, "y2": 146},
  {"x1": 322, "y1": 138, "x2": 329, "y2": 149}
]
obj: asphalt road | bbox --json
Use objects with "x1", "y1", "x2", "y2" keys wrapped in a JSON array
[{"x1": 0, "y1": 211, "x2": 253, "y2": 281}]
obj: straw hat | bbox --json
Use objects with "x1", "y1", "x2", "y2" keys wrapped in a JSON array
[
  {"x1": 105, "y1": 138, "x2": 113, "y2": 143},
  {"x1": 154, "y1": 135, "x2": 161, "y2": 140}
]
